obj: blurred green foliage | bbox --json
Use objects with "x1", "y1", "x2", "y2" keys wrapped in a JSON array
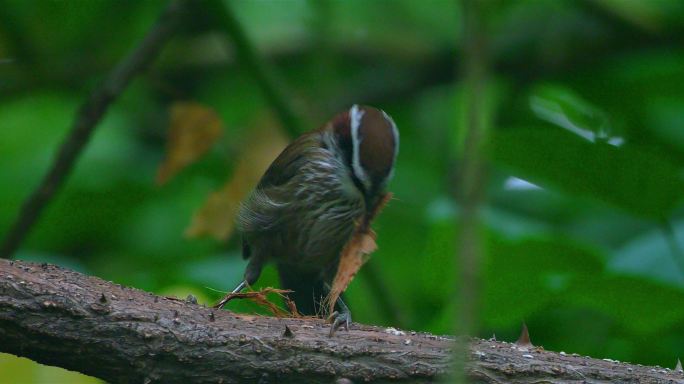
[{"x1": 2, "y1": 0, "x2": 684, "y2": 381}]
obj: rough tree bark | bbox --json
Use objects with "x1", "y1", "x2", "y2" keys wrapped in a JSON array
[{"x1": 0, "y1": 259, "x2": 682, "y2": 384}]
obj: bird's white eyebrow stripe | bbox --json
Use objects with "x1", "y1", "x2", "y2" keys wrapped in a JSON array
[
  {"x1": 381, "y1": 110, "x2": 399, "y2": 163},
  {"x1": 350, "y1": 104, "x2": 370, "y2": 189},
  {"x1": 380, "y1": 109, "x2": 399, "y2": 181},
  {"x1": 350, "y1": 104, "x2": 364, "y2": 137}
]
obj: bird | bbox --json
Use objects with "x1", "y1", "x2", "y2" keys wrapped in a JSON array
[{"x1": 217, "y1": 104, "x2": 399, "y2": 335}]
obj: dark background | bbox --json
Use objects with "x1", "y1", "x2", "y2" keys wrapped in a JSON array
[{"x1": 2, "y1": 0, "x2": 684, "y2": 381}]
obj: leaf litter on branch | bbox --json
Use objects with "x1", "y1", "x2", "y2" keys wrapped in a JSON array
[{"x1": 214, "y1": 287, "x2": 301, "y2": 318}]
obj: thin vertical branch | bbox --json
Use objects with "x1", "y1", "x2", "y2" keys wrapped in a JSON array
[
  {"x1": 0, "y1": 0, "x2": 189, "y2": 259},
  {"x1": 660, "y1": 220, "x2": 684, "y2": 279},
  {"x1": 458, "y1": 0, "x2": 488, "y2": 337},
  {"x1": 205, "y1": 0, "x2": 304, "y2": 138},
  {"x1": 360, "y1": 261, "x2": 409, "y2": 328},
  {"x1": 455, "y1": 0, "x2": 489, "y2": 381}
]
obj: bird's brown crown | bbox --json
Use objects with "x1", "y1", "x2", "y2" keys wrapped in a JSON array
[{"x1": 332, "y1": 105, "x2": 399, "y2": 194}]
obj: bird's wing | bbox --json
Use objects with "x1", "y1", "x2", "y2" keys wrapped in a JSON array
[
  {"x1": 257, "y1": 131, "x2": 320, "y2": 189},
  {"x1": 237, "y1": 131, "x2": 322, "y2": 235}
]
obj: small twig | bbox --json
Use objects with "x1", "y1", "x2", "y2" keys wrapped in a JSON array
[
  {"x1": 0, "y1": 0, "x2": 189, "y2": 259},
  {"x1": 204, "y1": 0, "x2": 304, "y2": 138}
]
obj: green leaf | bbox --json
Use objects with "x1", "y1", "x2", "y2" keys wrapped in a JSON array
[
  {"x1": 610, "y1": 222, "x2": 684, "y2": 287},
  {"x1": 0, "y1": 353, "x2": 102, "y2": 384},
  {"x1": 183, "y1": 253, "x2": 246, "y2": 290},
  {"x1": 591, "y1": 0, "x2": 665, "y2": 31},
  {"x1": 530, "y1": 84, "x2": 613, "y2": 143},
  {"x1": 483, "y1": 237, "x2": 604, "y2": 327},
  {"x1": 645, "y1": 97, "x2": 684, "y2": 152},
  {"x1": 489, "y1": 126, "x2": 684, "y2": 218},
  {"x1": 568, "y1": 275, "x2": 684, "y2": 334}
]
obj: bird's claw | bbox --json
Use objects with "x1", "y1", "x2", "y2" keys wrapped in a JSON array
[
  {"x1": 213, "y1": 294, "x2": 232, "y2": 309},
  {"x1": 327, "y1": 310, "x2": 352, "y2": 337}
]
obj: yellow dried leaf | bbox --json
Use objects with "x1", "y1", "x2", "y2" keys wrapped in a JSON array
[
  {"x1": 325, "y1": 192, "x2": 393, "y2": 313},
  {"x1": 156, "y1": 102, "x2": 223, "y2": 185},
  {"x1": 185, "y1": 116, "x2": 287, "y2": 240}
]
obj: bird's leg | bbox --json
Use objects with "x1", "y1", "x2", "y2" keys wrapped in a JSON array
[
  {"x1": 325, "y1": 283, "x2": 352, "y2": 337},
  {"x1": 214, "y1": 280, "x2": 247, "y2": 309},
  {"x1": 231, "y1": 280, "x2": 248, "y2": 294},
  {"x1": 328, "y1": 295, "x2": 352, "y2": 337},
  {"x1": 215, "y1": 258, "x2": 262, "y2": 309}
]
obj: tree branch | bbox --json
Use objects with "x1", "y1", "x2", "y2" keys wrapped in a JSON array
[
  {"x1": 0, "y1": 0, "x2": 189, "y2": 260},
  {"x1": 0, "y1": 259, "x2": 681, "y2": 383}
]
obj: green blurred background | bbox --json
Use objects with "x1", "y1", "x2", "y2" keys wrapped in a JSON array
[{"x1": 2, "y1": 0, "x2": 684, "y2": 382}]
